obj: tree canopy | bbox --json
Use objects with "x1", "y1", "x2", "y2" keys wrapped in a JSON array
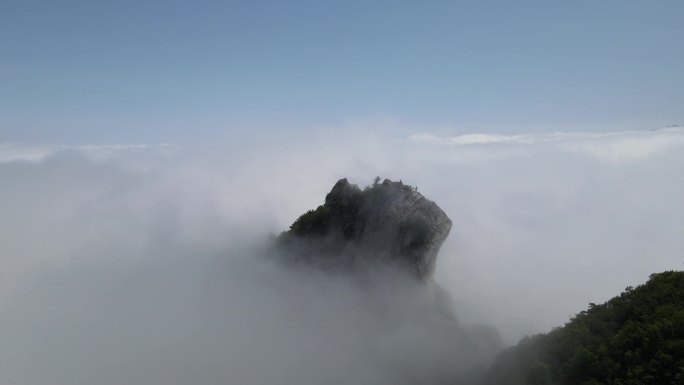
[{"x1": 482, "y1": 271, "x2": 684, "y2": 385}]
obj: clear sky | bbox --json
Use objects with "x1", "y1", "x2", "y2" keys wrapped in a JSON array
[{"x1": 2, "y1": 0, "x2": 683, "y2": 143}]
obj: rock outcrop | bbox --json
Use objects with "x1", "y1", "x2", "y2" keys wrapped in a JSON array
[{"x1": 278, "y1": 178, "x2": 452, "y2": 280}]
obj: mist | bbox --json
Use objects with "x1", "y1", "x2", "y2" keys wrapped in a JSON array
[{"x1": 1, "y1": 126, "x2": 683, "y2": 384}]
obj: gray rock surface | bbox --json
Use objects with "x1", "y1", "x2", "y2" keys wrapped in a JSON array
[{"x1": 279, "y1": 178, "x2": 452, "y2": 280}]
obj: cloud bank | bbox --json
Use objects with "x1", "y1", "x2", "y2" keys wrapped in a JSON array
[
  {"x1": 1, "y1": 126, "x2": 683, "y2": 383},
  {"x1": 408, "y1": 126, "x2": 684, "y2": 162}
]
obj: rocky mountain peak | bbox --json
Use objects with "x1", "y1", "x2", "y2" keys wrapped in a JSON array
[{"x1": 279, "y1": 178, "x2": 452, "y2": 280}]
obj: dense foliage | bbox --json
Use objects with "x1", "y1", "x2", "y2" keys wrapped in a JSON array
[
  {"x1": 288, "y1": 205, "x2": 331, "y2": 236},
  {"x1": 483, "y1": 271, "x2": 684, "y2": 385}
]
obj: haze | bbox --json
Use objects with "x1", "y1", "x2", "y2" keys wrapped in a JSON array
[
  {"x1": 2, "y1": 1, "x2": 684, "y2": 384},
  {"x1": 2, "y1": 127, "x2": 684, "y2": 383}
]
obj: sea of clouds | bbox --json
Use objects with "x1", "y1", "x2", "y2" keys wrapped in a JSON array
[{"x1": 1, "y1": 126, "x2": 683, "y2": 384}]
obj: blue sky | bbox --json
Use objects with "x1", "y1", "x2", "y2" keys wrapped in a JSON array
[{"x1": 2, "y1": 0, "x2": 683, "y2": 143}]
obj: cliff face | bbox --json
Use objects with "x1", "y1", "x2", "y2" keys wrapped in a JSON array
[{"x1": 279, "y1": 178, "x2": 452, "y2": 280}]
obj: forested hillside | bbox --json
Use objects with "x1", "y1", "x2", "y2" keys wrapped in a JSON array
[{"x1": 482, "y1": 271, "x2": 684, "y2": 385}]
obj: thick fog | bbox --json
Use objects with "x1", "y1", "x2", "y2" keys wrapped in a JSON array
[{"x1": 1, "y1": 127, "x2": 683, "y2": 384}]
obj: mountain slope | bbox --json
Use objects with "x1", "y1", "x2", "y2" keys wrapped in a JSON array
[{"x1": 483, "y1": 271, "x2": 684, "y2": 385}]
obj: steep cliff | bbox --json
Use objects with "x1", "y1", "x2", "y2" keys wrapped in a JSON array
[{"x1": 278, "y1": 178, "x2": 452, "y2": 280}]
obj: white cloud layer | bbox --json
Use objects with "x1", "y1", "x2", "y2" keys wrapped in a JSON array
[
  {"x1": 1, "y1": 126, "x2": 683, "y2": 383},
  {"x1": 408, "y1": 126, "x2": 684, "y2": 163}
]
